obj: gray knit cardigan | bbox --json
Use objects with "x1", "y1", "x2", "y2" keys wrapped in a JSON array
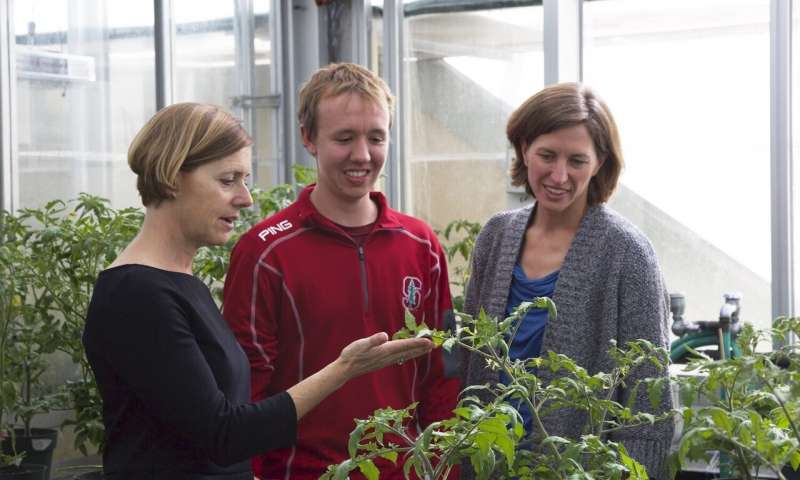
[{"x1": 460, "y1": 203, "x2": 674, "y2": 479}]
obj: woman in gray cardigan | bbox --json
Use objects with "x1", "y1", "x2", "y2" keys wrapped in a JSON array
[{"x1": 460, "y1": 83, "x2": 673, "y2": 479}]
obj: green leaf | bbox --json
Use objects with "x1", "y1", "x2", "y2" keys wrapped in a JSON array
[
  {"x1": 619, "y1": 449, "x2": 649, "y2": 480},
  {"x1": 708, "y1": 407, "x2": 734, "y2": 434},
  {"x1": 348, "y1": 423, "x2": 364, "y2": 457},
  {"x1": 495, "y1": 433, "x2": 515, "y2": 467},
  {"x1": 334, "y1": 459, "x2": 355, "y2": 480},
  {"x1": 379, "y1": 450, "x2": 398, "y2": 464},
  {"x1": 404, "y1": 309, "x2": 417, "y2": 331},
  {"x1": 479, "y1": 417, "x2": 508, "y2": 436},
  {"x1": 416, "y1": 328, "x2": 433, "y2": 340},
  {"x1": 358, "y1": 459, "x2": 380, "y2": 480},
  {"x1": 790, "y1": 450, "x2": 800, "y2": 471},
  {"x1": 475, "y1": 431, "x2": 493, "y2": 455}
]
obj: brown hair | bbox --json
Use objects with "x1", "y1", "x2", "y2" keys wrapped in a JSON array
[
  {"x1": 507, "y1": 83, "x2": 623, "y2": 204},
  {"x1": 128, "y1": 102, "x2": 252, "y2": 206},
  {"x1": 297, "y1": 62, "x2": 395, "y2": 139}
]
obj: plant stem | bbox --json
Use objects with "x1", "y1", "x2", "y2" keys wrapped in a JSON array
[
  {"x1": 723, "y1": 435, "x2": 786, "y2": 480},
  {"x1": 761, "y1": 375, "x2": 800, "y2": 442},
  {"x1": 383, "y1": 424, "x2": 436, "y2": 476},
  {"x1": 432, "y1": 408, "x2": 493, "y2": 478},
  {"x1": 456, "y1": 338, "x2": 563, "y2": 462}
]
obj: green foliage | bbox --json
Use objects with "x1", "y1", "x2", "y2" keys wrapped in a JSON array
[
  {"x1": 15, "y1": 195, "x2": 143, "y2": 455},
  {"x1": 0, "y1": 196, "x2": 140, "y2": 463},
  {"x1": 0, "y1": 211, "x2": 31, "y2": 465},
  {"x1": 673, "y1": 318, "x2": 800, "y2": 480},
  {"x1": 326, "y1": 300, "x2": 673, "y2": 480},
  {"x1": 439, "y1": 220, "x2": 481, "y2": 313}
]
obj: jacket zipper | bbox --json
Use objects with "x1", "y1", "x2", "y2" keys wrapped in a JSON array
[{"x1": 358, "y1": 245, "x2": 369, "y2": 311}]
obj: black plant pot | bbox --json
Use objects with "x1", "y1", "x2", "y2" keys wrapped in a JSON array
[
  {"x1": 71, "y1": 473, "x2": 102, "y2": 480},
  {"x1": 1, "y1": 429, "x2": 58, "y2": 480},
  {"x1": 0, "y1": 464, "x2": 47, "y2": 480}
]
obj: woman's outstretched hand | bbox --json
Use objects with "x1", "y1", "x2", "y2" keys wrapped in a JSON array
[
  {"x1": 287, "y1": 333, "x2": 433, "y2": 420},
  {"x1": 337, "y1": 332, "x2": 434, "y2": 380}
]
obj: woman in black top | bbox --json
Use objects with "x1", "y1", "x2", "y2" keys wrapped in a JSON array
[{"x1": 83, "y1": 103, "x2": 433, "y2": 479}]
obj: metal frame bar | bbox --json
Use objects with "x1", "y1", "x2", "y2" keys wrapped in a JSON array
[
  {"x1": 0, "y1": 0, "x2": 16, "y2": 211},
  {"x1": 277, "y1": 0, "x2": 300, "y2": 180},
  {"x1": 382, "y1": 0, "x2": 406, "y2": 211},
  {"x1": 154, "y1": 0, "x2": 174, "y2": 110},
  {"x1": 234, "y1": 0, "x2": 257, "y2": 182},
  {"x1": 350, "y1": 0, "x2": 369, "y2": 66},
  {"x1": 543, "y1": 0, "x2": 582, "y2": 84},
  {"x1": 770, "y1": 0, "x2": 793, "y2": 322},
  {"x1": 268, "y1": 0, "x2": 286, "y2": 184},
  {"x1": 770, "y1": 0, "x2": 794, "y2": 324}
]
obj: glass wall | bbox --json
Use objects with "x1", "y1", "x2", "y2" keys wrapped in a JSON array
[
  {"x1": 252, "y1": 0, "x2": 279, "y2": 189},
  {"x1": 11, "y1": 0, "x2": 279, "y2": 210},
  {"x1": 172, "y1": 1, "x2": 238, "y2": 106},
  {"x1": 584, "y1": 0, "x2": 772, "y2": 330},
  {"x1": 14, "y1": 0, "x2": 155, "y2": 209},
  {"x1": 402, "y1": 2, "x2": 545, "y2": 232},
  {"x1": 369, "y1": 1, "x2": 384, "y2": 76},
  {"x1": 172, "y1": 0, "x2": 279, "y2": 189},
  {"x1": 5, "y1": 0, "x2": 798, "y2": 325}
]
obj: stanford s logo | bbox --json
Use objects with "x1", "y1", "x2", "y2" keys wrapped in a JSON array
[
  {"x1": 258, "y1": 220, "x2": 293, "y2": 241},
  {"x1": 402, "y1": 276, "x2": 423, "y2": 310}
]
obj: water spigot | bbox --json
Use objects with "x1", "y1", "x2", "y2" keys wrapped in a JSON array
[
  {"x1": 721, "y1": 292, "x2": 742, "y2": 333},
  {"x1": 670, "y1": 293, "x2": 690, "y2": 336}
]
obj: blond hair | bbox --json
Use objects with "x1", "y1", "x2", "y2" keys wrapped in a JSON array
[
  {"x1": 297, "y1": 63, "x2": 395, "y2": 139},
  {"x1": 128, "y1": 103, "x2": 252, "y2": 206},
  {"x1": 507, "y1": 83, "x2": 623, "y2": 205}
]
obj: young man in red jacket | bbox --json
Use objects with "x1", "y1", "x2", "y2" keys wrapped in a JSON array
[{"x1": 223, "y1": 63, "x2": 460, "y2": 479}]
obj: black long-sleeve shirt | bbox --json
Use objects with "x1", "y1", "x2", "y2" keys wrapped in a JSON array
[{"x1": 83, "y1": 264, "x2": 296, "y2": 479}]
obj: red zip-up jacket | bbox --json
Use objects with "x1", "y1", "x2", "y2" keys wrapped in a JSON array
[{"x1": 223, "y1": 185, "x2": 460, "y2": 479}]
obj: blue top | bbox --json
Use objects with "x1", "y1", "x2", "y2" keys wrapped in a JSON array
[{"x1": 501, "y1": 262, "x2": 559, "y2": 438}]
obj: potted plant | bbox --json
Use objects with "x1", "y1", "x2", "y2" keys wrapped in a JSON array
[
  {"x1": 16, "y1": 196, "x2": 143, "y2": 468},
  {"x1": 323, "y1": 301, "x2": 674, "y2": 480},
  {"x1": 0, "y1": 210, "x2": 51, "y2": 480},
  {"x1": 673, "y1": 318, "x2": 800, "y2": 480},
  {"x1": 3, "y1": 304, "x2": 64, "y2": 480}
]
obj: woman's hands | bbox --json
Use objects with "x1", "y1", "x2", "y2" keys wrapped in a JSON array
[
  {"x1": 336, "y1": 332, "x2": 434, "y2": 381},
  {"x1": 286, "y1": 333, "x2": 433, "y2": 420}
]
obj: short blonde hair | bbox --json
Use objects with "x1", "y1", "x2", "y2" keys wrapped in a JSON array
[
  {"x1": 507, "y1": 83, "x2": 623, "y2": 205},
  {"x1": 128, "y1": 103, "x2": 252, "y2": 206},
  {"x1": 297, "y1": 63, "x2": 395, "y2": 139}
]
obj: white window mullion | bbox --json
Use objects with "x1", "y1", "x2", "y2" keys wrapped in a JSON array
[
  {"x1": 771, "y1": 0, "x2": 793, "y2": 325},
  {"x1": 0, "y1": 0, "x2": 16, "y2": 211},
  {"x1": 543, "y1": 0, "x2": 582, "y2": 85}
]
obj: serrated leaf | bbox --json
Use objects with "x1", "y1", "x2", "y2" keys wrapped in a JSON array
[
  {"x1": 348, "y1": 424, "x2": 364, "y2": 457},
  {"x1": 495, "y1": 433, "x2": 515, "y2": 467},
  {"x1": 358, "y1": 459, "x2": 380, "y2": 480},
  {"x1": 479, "y1": 417, "x2": 508, "y2": 435},
  {"x1": 708, "y1": 407, "x2": 734, "y2": 434},
  {"x1": 334, "y1": 459, "x2": 355, "y2": 480}
]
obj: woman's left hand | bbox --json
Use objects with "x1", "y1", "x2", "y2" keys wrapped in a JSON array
[{"x1": 337, "y1": 332, "x2": 433, "y2": 380}]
